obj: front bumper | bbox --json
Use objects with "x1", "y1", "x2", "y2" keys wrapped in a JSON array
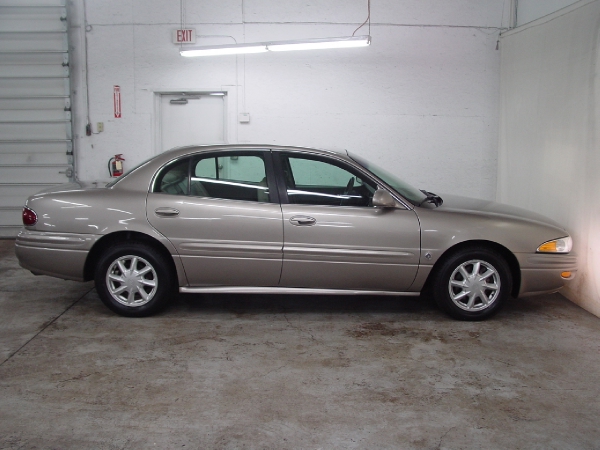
[
  {"x1": 15, "y1": 229, "x2": 100, "y2": 281},
  {"x1": 515, "y1": 252, "x2": 578, "y2": 297}
]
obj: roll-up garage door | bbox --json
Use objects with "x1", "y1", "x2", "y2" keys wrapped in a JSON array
[{"x1": 0, "y1": 1, "x2": 73, "y2": 237}]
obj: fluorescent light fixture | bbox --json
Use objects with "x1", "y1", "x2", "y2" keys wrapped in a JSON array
[
  {"x1": 180, "y1": 35, "x2": 371, "y2": 57},
  {"x1": 268, "y1": 35, "x2": 370, "y2": 52},
  {"x1": 181, "y1": 44, "x2": 267, "y2": 57}
]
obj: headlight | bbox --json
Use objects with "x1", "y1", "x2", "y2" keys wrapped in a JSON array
[{"x1": 537, "y1": 236, "x2": 572, "y2": 253}]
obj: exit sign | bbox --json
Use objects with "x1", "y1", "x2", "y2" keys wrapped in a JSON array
[{"x1": 172, "y1": 29, "x2": 196, "y2": 44}]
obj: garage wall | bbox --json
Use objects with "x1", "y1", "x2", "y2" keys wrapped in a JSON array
[
  {"x1": 516, "y1": 0, "x2": 580, "y2": 25},
  {"x1": 498, "y1": 0, "x2": 600, "y2": 316},
  {"x1": 68, "y1": 0, "x2": 510, "y2": 200}
]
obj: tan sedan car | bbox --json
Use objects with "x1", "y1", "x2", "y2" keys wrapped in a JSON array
[{"x1": 15, "y1": 145, "x2": 577, "y2": 320}]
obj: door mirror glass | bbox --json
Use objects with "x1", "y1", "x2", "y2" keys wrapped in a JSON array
[{"x1": 372, "y1": 189, "x2": 396, "y2": 208}]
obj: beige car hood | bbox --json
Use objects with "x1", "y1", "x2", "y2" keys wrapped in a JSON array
[{"x1": 434, "y1": 194, "x2": 566, "y2": 231}]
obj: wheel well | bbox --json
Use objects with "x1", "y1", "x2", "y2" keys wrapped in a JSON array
[
  {"x1": 83, "y1": 231, "x2": 176, "y2": 281},
  {"x1": 423, "y1": 240, "x2": 521, "y2": 298}
]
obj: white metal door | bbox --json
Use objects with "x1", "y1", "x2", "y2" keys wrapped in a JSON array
[
  {"x1": 159, "y1": 93, "x2": 225, "y2": 153},
  {"x1": 0, "y1": 1, "x2": 73, "y2": 237}
]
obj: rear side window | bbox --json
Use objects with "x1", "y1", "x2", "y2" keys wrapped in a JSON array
[
  {"x1": 154, "y1": 158, "x2": 190, "y2": 195},
  {"x1": 154, "y1": 154, "x2": 271, "y2": 203},
  {"x1": 191, "y1": 154, "x2": 270, "y2": 202}
]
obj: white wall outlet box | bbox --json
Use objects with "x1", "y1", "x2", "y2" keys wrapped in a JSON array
[{"x1": 239, "y1": 113, "x2": 250, "y2": 123}]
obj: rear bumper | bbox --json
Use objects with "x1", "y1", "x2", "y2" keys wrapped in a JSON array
[
  {"x1": 515, "y1": 252, "x2": 578, "y2": 297},
  {"x1": 15, "y1": 229, "x2": 99, "y2": 281}
]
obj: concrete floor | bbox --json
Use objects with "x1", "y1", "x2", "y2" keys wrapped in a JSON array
[{"x1": 1, "y1": 240, "x2": 599, "y2": 449}]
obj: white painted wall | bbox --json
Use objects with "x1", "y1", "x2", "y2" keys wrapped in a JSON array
[
  {"x1": 68, "y1": 0, "x2": 509, "y2": 200},
  {"x1": 498, "y1": 0, "x2": 600, "y2": 317},
  {"x1": 516, "y1": 0, "x2": 580, "y2": 25}
]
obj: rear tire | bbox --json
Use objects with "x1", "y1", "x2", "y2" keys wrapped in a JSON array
[
  {"x1": 95, "y1": 242, "x2": 175, "y2": 317},
  {"x1": 433, "y1": 247, "x2": 511, "y2": 321}
]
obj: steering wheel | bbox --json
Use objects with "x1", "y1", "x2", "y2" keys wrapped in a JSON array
[{"x1": 340, "y1": 177, "x2": 355, "y2": 205}]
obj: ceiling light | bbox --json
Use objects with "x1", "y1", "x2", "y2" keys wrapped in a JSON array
[
  {"x1": 180, "y1": 35, "x2": 371, "y2": 57},
  {"x1": 268, "y1": 36, "x2": 370, "y2": 52},
  {"x1": 180, "y1": 44, "x2": 267, "y2": 57}
]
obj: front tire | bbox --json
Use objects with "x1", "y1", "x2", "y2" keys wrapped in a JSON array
[
  {"x1": 95, "y1": 242, "x2": 175, "y2": 317},
  {"x1": 433, "y1": 247, "x2": 512, "y2": 321}
]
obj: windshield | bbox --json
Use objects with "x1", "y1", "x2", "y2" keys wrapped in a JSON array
[
  {"x1": 349, "y1": 153, "x2": 428, "y2": 206},
  {"x1": 105, "y1": 155, "x2": 156, "y2": 187}
]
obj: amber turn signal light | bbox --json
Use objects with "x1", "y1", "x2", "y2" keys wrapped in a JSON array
[
  {"x1": 538, "y1": 241, "x2": 558, "y2": 252},
  {"x1": 561, "y1": 272, "x2": 572, "y2": 278}
]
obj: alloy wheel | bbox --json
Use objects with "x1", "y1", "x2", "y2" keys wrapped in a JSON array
[
  {"x1": 448, "y1": 259, "x2": 500, "y2": 312},
  {"x1": 105, "y1": 255, "x2": 158, "y2": 307}
]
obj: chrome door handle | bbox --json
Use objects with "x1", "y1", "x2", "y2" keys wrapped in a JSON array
[
  {"x1": 289, "y1": 215, "x2": 316, "y2": 226},
  {"x1": 155, "y1": 207, "x2": 180, "y2": 217}
]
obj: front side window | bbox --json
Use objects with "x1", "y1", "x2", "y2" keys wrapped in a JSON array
[
  {"x1": 190, "y1": 154, "x2": 270, "y2": 202},
  {"x1": 281, "y1": 155, "x2": 376, "y2": 206}
]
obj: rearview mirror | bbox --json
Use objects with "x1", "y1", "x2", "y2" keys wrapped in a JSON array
[{"x1": 372, "y1": 189, "x2": 396, "y2": 208}]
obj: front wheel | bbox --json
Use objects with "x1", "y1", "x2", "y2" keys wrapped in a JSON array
[
  {"x1": 95, "y1": 242, "x2": 175, "y2": 317},
  {"x1": 432, "y1": 248, "x2": 512, "y2": 321}
]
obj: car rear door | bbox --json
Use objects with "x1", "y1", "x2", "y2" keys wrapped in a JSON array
[
  {"x1": 146, "y1": 150, "x2": 283, "y2": 287},
  {"x1": 275, "y1": 152, "x2": 421, "y2": 292}
]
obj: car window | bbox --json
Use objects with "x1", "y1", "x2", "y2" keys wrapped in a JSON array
[
  {"x1": 154, "y1": 158, "x2": 190, "y2": 195},
  {"x1": 191, "y1": 154, "x2": 270, "y2": 202},
  {"x1": 348, "y1": 152, "x2": 428, "y2": 206},
  {"x1": 282, "y1": 155, "x2": 376, "y2": 206}
]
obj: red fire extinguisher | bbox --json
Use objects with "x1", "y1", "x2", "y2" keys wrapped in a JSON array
[{"x1": 108, "y1": 154, "x2": 125, "y2": 177}]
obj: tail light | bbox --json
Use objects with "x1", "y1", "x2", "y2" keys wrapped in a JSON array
[{"x1": 22, "y1": 207, "x2": 37, "y2": 226}]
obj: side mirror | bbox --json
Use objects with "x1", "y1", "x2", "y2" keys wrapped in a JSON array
[{"x1": 372, "y1": 189, "x2": 396, "y2": 208}]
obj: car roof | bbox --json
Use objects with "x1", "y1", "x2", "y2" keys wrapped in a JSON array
[{"x1": 163, "y1": 144, "x2": 347, "y2": 159}]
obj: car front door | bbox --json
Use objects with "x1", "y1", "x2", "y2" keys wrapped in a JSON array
[
  {"x1": 275, "y1": 152, "x2": 421, "y2": 292},
  {"x1": 146, "y1": 150, "x2": 283, "y2": 287}
]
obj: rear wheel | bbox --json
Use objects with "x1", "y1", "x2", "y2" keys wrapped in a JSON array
[
  {"x1": 433, "y1": 248, "x2": 511, "y2": 320},
  {"x1": 95, "y1": 242, "x2": 175, "y2": 317}
]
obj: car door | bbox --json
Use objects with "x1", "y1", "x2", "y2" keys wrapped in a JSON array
[
  {"x1": 275, "y1": 152, "x2": 421, "y2": 292},
  {"x1": 146, "y1": 150, "x2": 283, "y2": 287}
]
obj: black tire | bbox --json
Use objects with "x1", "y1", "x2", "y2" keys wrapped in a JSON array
[
  {"x1": 432, "y1": 247, "x2": 511, "y2": 321},
  {"x1": 94, "y1": 242, "x2": 175, "y2": 317}
]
